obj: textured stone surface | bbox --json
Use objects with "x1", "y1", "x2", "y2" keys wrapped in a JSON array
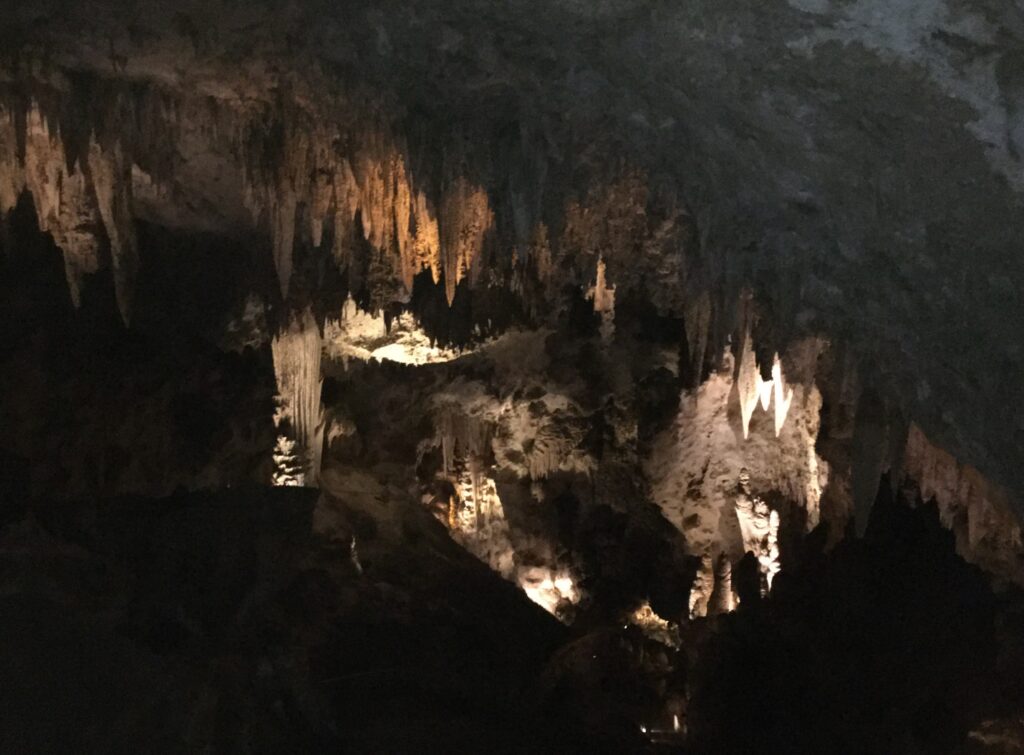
[{"x1": 0, "y1": 0, "x2": 1020, "y2": 511}]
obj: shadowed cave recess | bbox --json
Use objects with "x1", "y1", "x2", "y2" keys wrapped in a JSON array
[{"x1": 1, "y1": 1, "x2": 1024, "y2": 752}]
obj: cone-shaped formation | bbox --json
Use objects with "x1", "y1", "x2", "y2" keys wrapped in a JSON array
[{"x1": 735, "y1": 328, "x2": 794, "y2": 439}]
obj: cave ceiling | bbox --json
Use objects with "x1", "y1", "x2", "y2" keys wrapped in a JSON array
[{"x1": 0, "y1": 0, "x2": 1022, "y2": 507}]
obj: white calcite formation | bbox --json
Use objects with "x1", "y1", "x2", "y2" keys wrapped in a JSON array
[
  {"x1": 648, "y1": 338, "x2": 828, "y2": 562},
  {"x1": 431, "y1": 378, "x2": 594, "y2": 485},
  {"x1": 736, "y1": 329, "x2": 795, "y2": 440},
  {"x1": 446, "y1": 455, "x2": 516, "y2": 580},
  {"x1": 426, "y1": 392, "x2": 586, "y2": 621},
  {"x1": 734, "y1": 469, "x2": 781, "y2": 595},
  {"x1": 518, "y1": 568, "x2": 580, "y2": 619},
  {"x1": 270, "y1": 433, "x2": 305, "y2": 488},
  {"x1": 271, "y1": 308, "x2": 324, "y2": 487}
]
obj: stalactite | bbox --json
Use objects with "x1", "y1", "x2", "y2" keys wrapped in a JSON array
[
  {"x1": 0, "y1": 107, "x2": 24, "y2": 220},
  {"x1": 440, "y1": 178, "x2": 493, "y2": 305},
  {"x1": 736, "y1": 330, "x2": 761, "y2": 440},
  {"x1": 443, "y1": 450, "x2": 515, "y2": 579},
  {"x1": 87, "y1": 136, "x2": 138, "y2": 323},
  {"x1": 411, "y1": 189, "x2": 441, "y2": 286},
  {"x1": 684, "y1": 290, "x2": 711, "y2": 386},
  {"x1": 586, "y1": 256, "x2": 616, "y2": 341},
  {"x1": 8, "y1": 102, "x2": 110, "y2": 314},
  {"x1": 271, "y1": 307, "x2": 324, "y2": 486},
  {"x1": 331, "y1": 157, "x2": 359, "y2": 269},
  {"x1": 435, "y1": 407, "x2": 492, "y2": 476},
  {"x1": 771, "y1": 354, "x2": 794, "y2": 438},
  {"x1": 734, "y1": 326, "x2": 793, "y2": 439},
  {"x1": 902, "y1": 423, "x2": 1023, "y2": 582},
  {"x1": 851, "y1": 389, "x2": 889, "y2": 535}
]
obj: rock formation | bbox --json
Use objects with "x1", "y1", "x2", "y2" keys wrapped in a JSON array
[
  {"x1": 2, "y1": 2, "x2": 1024, "y2": 749},
  {"x1": 271, "y1": 308, "x2": 324, "y2": 486}
]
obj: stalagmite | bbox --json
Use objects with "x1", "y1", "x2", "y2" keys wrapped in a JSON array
[
  {"x1": 271, "y1": 308, "x2": 324, "y2": 486},
  {"x1": 710, "y1": 553, "x2": 736, "y2": 615}
]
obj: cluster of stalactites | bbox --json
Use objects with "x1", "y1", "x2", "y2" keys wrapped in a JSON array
[
  {"x1": 242, "y1": 122, "x2": 492, "y2": 304},
  {"x1": 0, "y1": 102, "x2": 137, "y2": 324},
  {"x1": 901, "y1": 423, "x2": 1023, "y2": 583},
  {"x1": 736, "y1": 329, "x2": 794, "y2": 440},
  {"x1": 271, "y1": 307, "x2": 325, "y2": 487},
  {"x1": 435, "y1": 406, "x2": 493, "y2": 478}
]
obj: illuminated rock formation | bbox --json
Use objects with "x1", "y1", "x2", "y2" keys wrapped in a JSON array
[
  {"x1": 648, "y1": 341, "x2": 828, "y2": 560},
  {"x1": 271, "y1": 308, "x2": 324, "y2": 486},
  {"x1": 324, "y1": 296, "x2": 463, "y2": 366},
  {"x1": 447, "y1": 454, "x2": 516, "y2": 579},
  {"x1": 630, "y1": 601, "x2": 681, "y2": 647},
  {"x1": 270, "y1": 433, "x2": 304, "y2": 487},
  {"x1": 734, "y1": 469, "x2": 781, "y2": 594},
  {"x1": 736, "y1": 327, "x2": 794, "y2": 441},
  {"x1": 689, "y1": 552, "x2": 715, "y2": 619}
]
